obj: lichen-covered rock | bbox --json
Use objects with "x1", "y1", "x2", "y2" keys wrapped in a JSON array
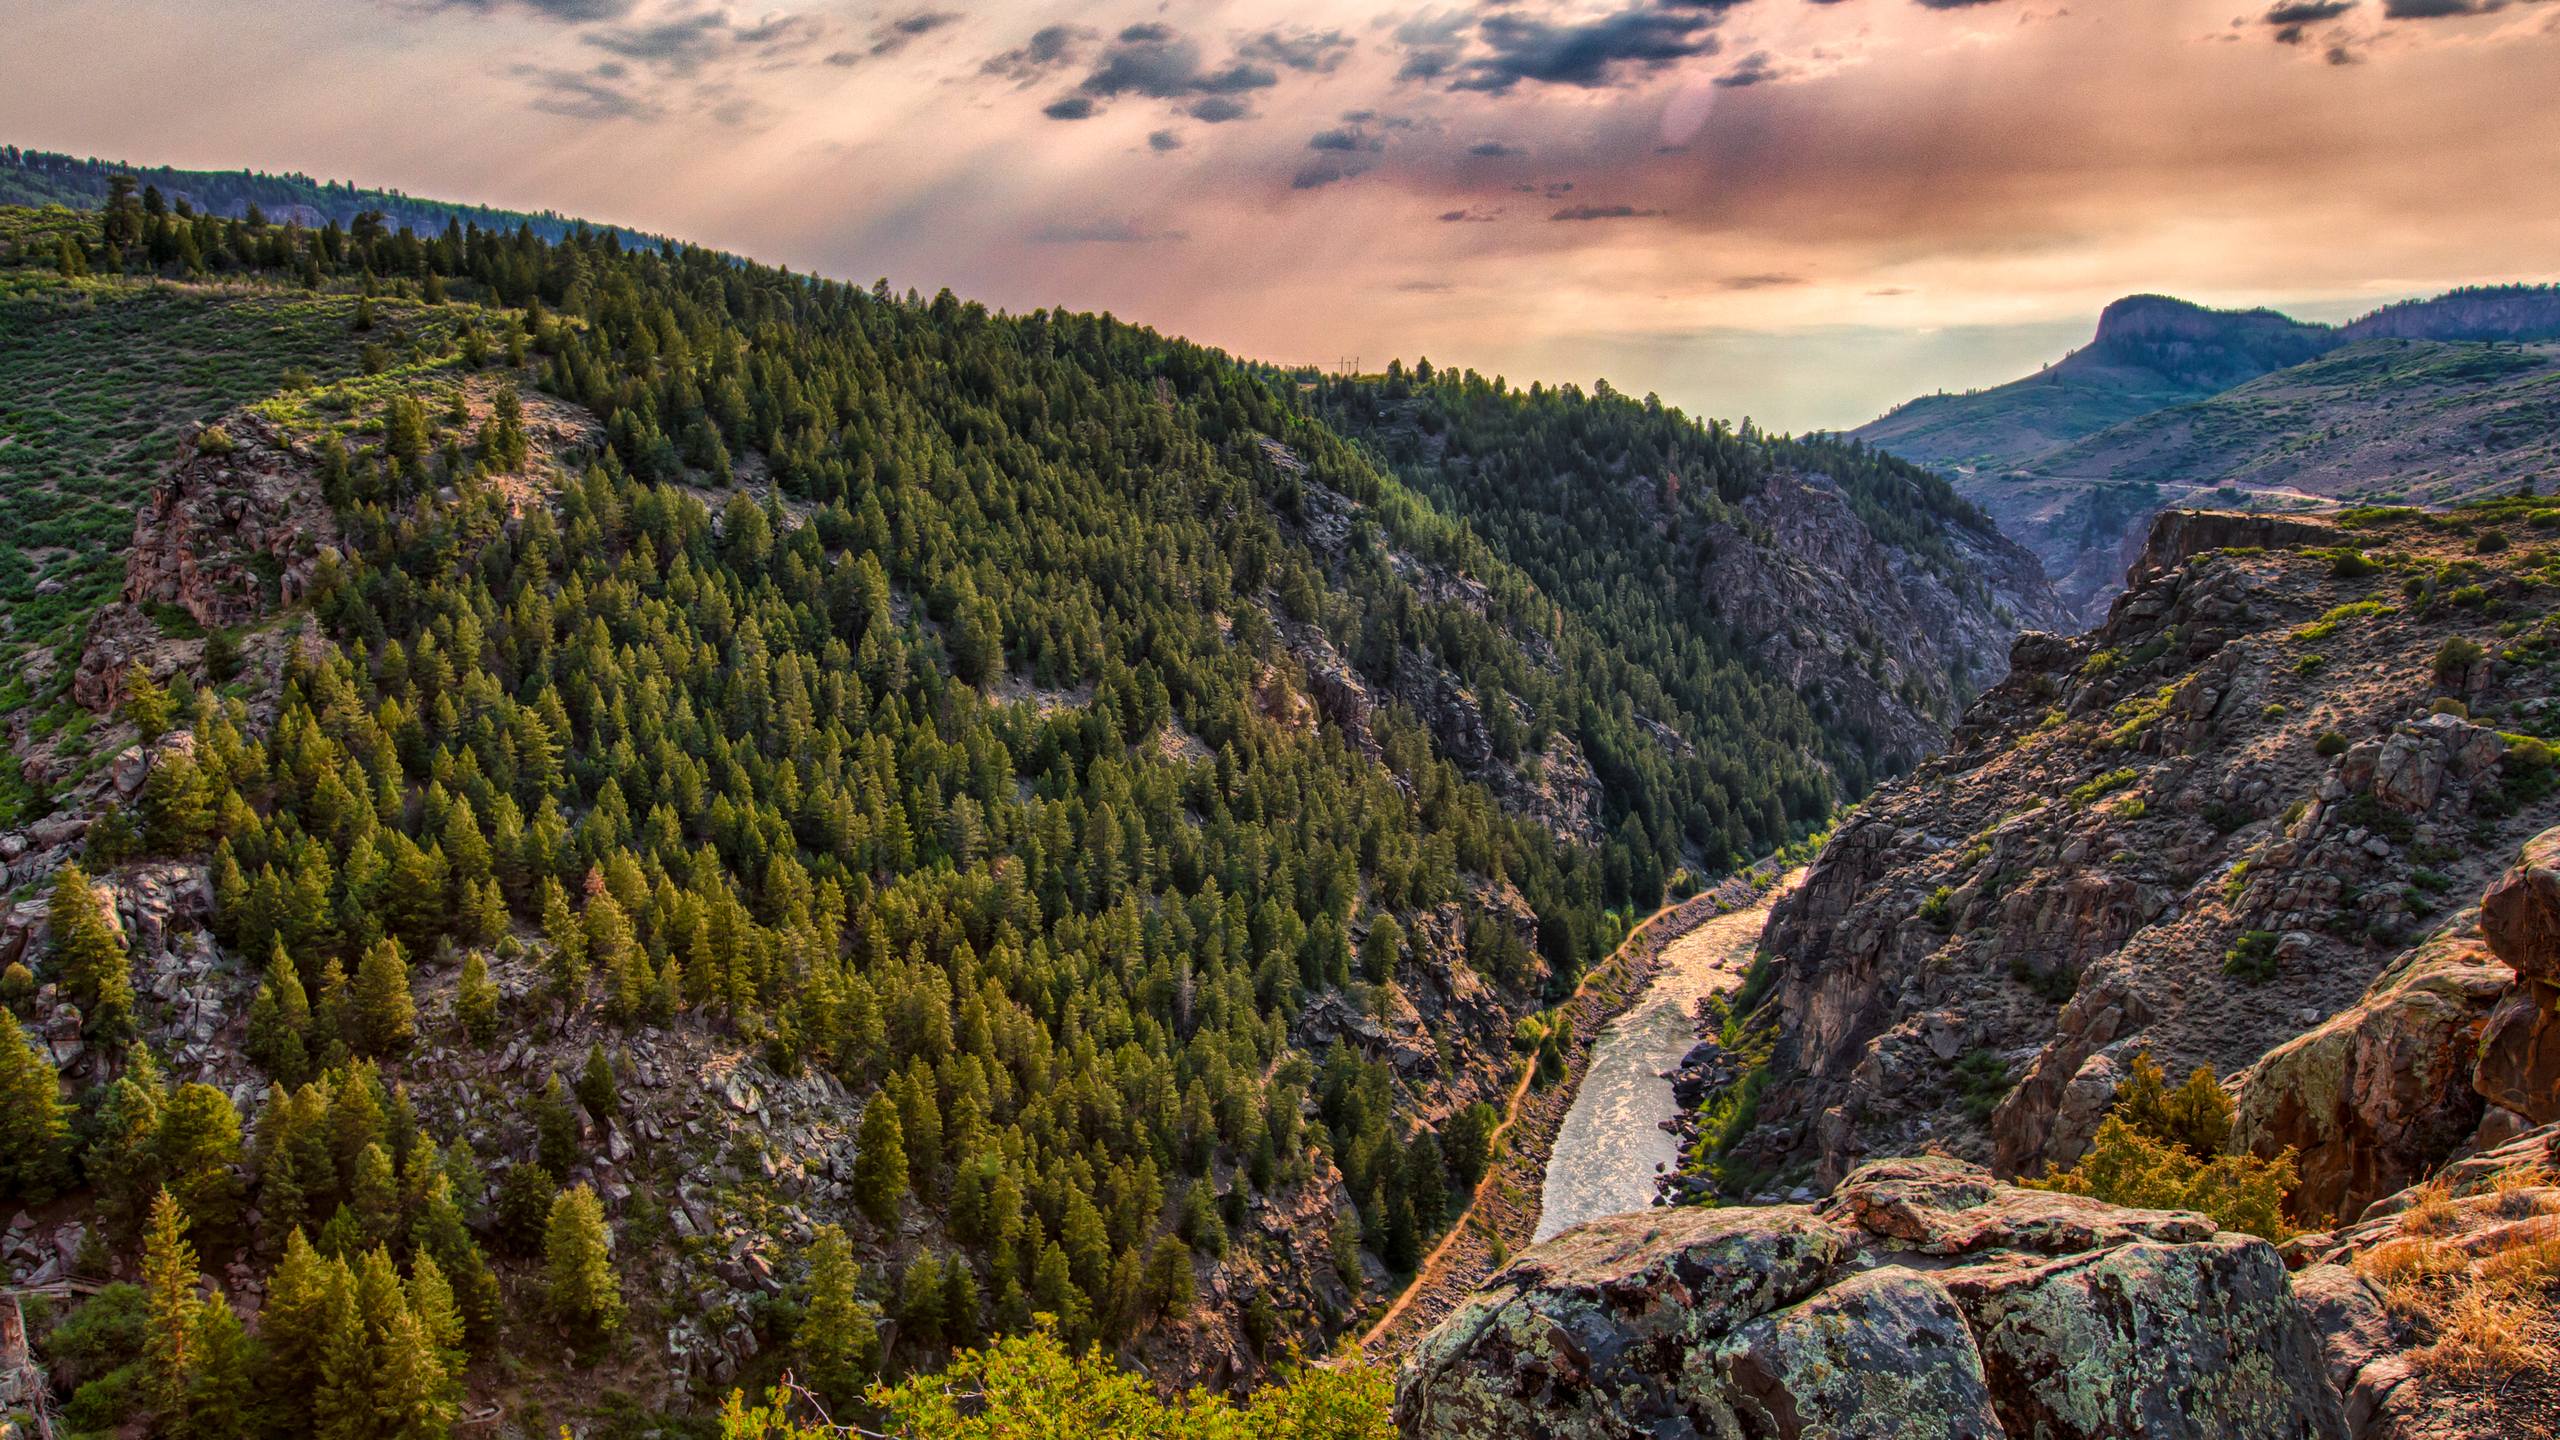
[
  {"x1": 1397, "y1": 1156, "x2": 2347, "y2": 1440},
  {"x1": 2470, "y1": 979, "x2": 2560, "y2": 1126}
]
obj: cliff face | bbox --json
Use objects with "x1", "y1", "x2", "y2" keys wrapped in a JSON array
[
  {"x1": 1732, "y1": 505, "x2": 2560, "y2": 1202},
  {"x1": 1701, "y1": 467, "x2": 2068, "y2": 771}
]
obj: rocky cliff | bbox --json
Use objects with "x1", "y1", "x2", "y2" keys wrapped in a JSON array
[
  {"x1": 1398, "y1": 1155, "x2": 2346, "y2": 1440},
  {"x1": 1730, "y1": 503, "x2": 2560, "y2": 1204}
]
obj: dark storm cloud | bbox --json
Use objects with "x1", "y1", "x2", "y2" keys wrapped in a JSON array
[
  {"x1": 1912, "y1": 0, "x2": 2013, "y2": 8},
  {"x1": 1448, "y1": 7, "x2": 1724, "y2": 95},
  {"x1": 981, "y1": 23, "x2": 1093, "y2": 84},
  {"x1": 1148, "y1": 129, "x2": 1184, "y2": 151},
  {"x1": 1187, "y1": 96, "x2": 1253, "y2": 123},
  {"x1": 1293, "y1": 159, "x2": 1367, "y2": 189},
  {"x1": 1468, "y1": 141, "x2": 1523, "y2": 157},
  {"x1": 2382, "y1": 0, "x2": 2499, "y2": 14},
  {"x1": 1042, "y1": 95, "x2": 1097, "y2": 119}
]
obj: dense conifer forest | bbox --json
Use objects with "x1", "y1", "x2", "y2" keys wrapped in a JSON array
[{"x1": 0, "y1": 179, "x2": 1968, "y2": 1435}]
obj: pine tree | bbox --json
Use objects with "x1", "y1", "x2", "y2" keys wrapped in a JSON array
[
  {"x1": 142, "y1": 1189, "x2": 202, "y2": 1424},
  {"x1": 156, "y1": 1081, "x2": 246, "y2": 1244},
  {"x1": 456, "y1": 950, "x2": 498, "y2": 1046},
  {"x1": 246, "y1": 939, "x2": 313, "y2": 1085},
  {"x1": 574, "y1": 1041, "x2": 618, "y2": 1124},
  {"x1": 543, "y1": 1183, "x2": 623, "y2": 1338},
  {"x1": 51, "y1": 862, "x2": 133, "y2": 1036},
  {"x1": 122, "y1": 661, "x2": 175, "y2": 740},
  {"x1": 797, "y1": 1223, "x2": 874, "y2": 1406},
  {"x1": 352, "y1": 938, "x2": 415, "y2": 1055},
  {"x1": 256, "y1": 1229, "x2": 346, "y2": 1427},
  {"x1": 0, "y1": 1008, "x2": 70, "y2": 1201},
  {"x1": 854, "y1": 1097, "x2": 907, "y2": 1227},
  {"x1": 180, "y1": 1289, "x2": 259, "y2": 1440},
  {"x1": 140, "y1": 748, "x2": 215, "y2": 853}
]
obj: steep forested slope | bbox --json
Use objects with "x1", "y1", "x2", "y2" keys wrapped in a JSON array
[
  {"x1": 1319, "y1": 368, "x2": 2065, "y2": 788},
  {"x1": 0, "y1": 173, "x2": 2017, "y2": 1435}
]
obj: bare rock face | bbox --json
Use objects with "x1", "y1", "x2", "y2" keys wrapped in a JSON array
[
  {"x1": 1733, "y1": 507, "x2": 2560, "y2": 1197},
  {"x1": 1396, "y1": 1157, "x2": 2345, "y2": 1440},
  {"x1": 2235, "y1": 828, "x2": 2560, "y2": 1218},
  {"x1": 2231, "y1": 917, "x2": 2509, "y2": 1220},
  {"x1": 72, "y1": 412, "x2": 337, "y2": 710}
]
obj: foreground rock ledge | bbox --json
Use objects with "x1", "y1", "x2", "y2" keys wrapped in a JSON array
[{"x1": 1395, "y1": 1156, "x2": 2345, "y2": 1440}]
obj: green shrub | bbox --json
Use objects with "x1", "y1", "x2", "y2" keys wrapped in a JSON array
[
  {"x1": 1919, "y1": 886, "x2": 1954, "y2": 927},
  {"x1": 2315, "y1": 730, "x2": 2349, "y2": 757},
  {"x1": 2434, "y1": 635, "x2": 2487, "y2": 684},
  {"x1": 2067, "y1": 768, "x2": 2140, "y2": 807},
  {"x1": 2293, "y1": 601, "x2": 2394, "y2": 642},
  {"x1": 2223, "y1": 929, "x2": 2281, "y2": 984},
  {"x1": 2475, "y1": 529, "x2": 2509, "y2": 554},
  {"x1": 1955, "y1": 1049, "x2": 2011, "y2": 1122},
  {"x1": 2024, "y1": 1051, "x2": 2295, "y2": 1240}
]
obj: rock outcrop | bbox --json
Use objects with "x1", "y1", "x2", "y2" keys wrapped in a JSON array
[
  {"x1": 1734, "y1": 506, "x2": 2560, "y2": 1203},
  {"x1": 2235, "y1": 827, "x2": 2560, "y2": 1217},
  {"x1": 1397, "y1": 1156, "x2": 2345, "y2": 1440}
]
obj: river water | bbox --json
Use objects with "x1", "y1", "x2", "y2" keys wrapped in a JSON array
[{"x1": 1534, "y1": 894, "x2": 1783, "y2": 1243}]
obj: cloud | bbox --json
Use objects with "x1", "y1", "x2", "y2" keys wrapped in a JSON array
[
  {"x1": 1438, "y1": 208, "x2": 1498, "y2": 222},
  {"x1": 981, "y1": 23, "x2": 1093, "y2": 84},
  {"x1": 1714, "y1": 50, "x2": 1786, "y2": 87},
  {"x1": 2262, "y1": 0, "x2": 2358, "y2": 42},
  {"x1": 510, "y1": 61, "x2": 662, "y2": 120},
  {"x1": 1393, "y1": 280, "x2": 1455, "y2": 293},
  {"x1": 1148, "y1": 129, "x2": 1184, "y2": 152},
  {"x1": 1293, "y1": 161, "x2": 1364, "y2": 189},
  {"x1": 1186, "y1": 96, "x2": 1253, "y2": 123},
  {"x1": 1076, "y1": 25, "x2": 1277, "y2": 103},
  {"x1": 860, "y1": 10, "x2": 958, "y2": 60},
  {"x1": 1042, "y1": 95, "x2": 1098, "y2": 120},
  {"x1": 1718, "y1": 272, "x2": 1804, "y2": 289},
  {"x1": 2381, "y1": 0, "x2": 2497, "y2": 14},
  {"x1": 1238, "y1": 28, "x2": 1355, "y2": 73},
  {"x1": 1468, "y1": 141, "x2": 1524, "y2": 157},
  {"x1": 1912, "y1": 0, "x2": 2014, "y2": 8},
  {"x1": 1550, "y1": 203, "x2": 1664, "y2": 220},
  {"x1": 1308, "y1": 127, "x2": 1386, "y2": 153},
  {"x1": 1030, "y1": 217, "x2": 1185, "y2": 244},
  {"x1": 1450, "y1": 7, "x2": 1725, "y2": 95},
  {"x1": 579, "y1": 7, "x2": 828, "y2": 77}
]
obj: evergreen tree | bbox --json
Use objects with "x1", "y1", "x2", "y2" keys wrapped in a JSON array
[
  {"x1": 455, "y1": 950, "x2": 498, "y2": 1046},
  {"x1": 156, "y1": 1082, "x2": 246, "y2": 1244},
  {"x1": 51, "y1": 862, "x2": 133, "y2": 1036},
  {"x1": 853, "y1": 1098, "x2": 907, "y2": 1227},
  {"x1": 574, "y1": 1041, "x2": 618, "y2": 1124},
  {"x1": 142, "y1": 1189, "x2": 201, "y2": 1424},
  {"x1": 181, "y1": 1290, "x2": 259, "y2": 1440},
  {"x1": 796, "y1": 1224, "x2": 874, "y2": 1406},
  {"x1": 0, "y1": 1008, "x2": 71, "y2": 1201},
  {"x1": 352, "y1": 938, "x2": 415, "y2": 1055},
  {"x1": 543, "y1": 1183, "x2": 623, "y2": 1339},
  {"x1": 122, "y1": 661, "x2": 175, "y2": 740}
]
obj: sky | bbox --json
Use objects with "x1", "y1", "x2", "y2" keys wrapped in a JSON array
[{"x1": 5, "y1": 0, "x2": 2557, "y2": 432}]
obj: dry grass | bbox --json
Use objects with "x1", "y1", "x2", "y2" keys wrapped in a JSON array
[
  {"x1": 2399, "y1": 1177, "x2": 2462, "y2": 1236},
  {"x1": 2483, "y1": 1164, "x2": 2560, "y2": 1220},
  {"x1": 2359, "y1": 1207, "x2": 2560, "y2": 1384}
]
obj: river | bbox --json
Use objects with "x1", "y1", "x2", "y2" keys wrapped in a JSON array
[{"x1": 1534, "y1": 889, "x2": 1786, "y2": 1242}]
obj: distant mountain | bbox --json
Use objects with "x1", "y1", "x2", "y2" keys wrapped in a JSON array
[
  {"x1": 0, "y1": 143, "x2": 664, "y2": 249},
  {"x1": 1855, "y1": 285, "x2": 2560, "y2": 621}
]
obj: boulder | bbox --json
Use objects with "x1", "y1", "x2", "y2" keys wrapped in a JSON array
[
  {"x1": 2480, "y1": 826, "x2": 2560, "y2": 985},
  {"x1": 1397, "y1": 1157, "x2": 2345, "y2": 1440}
]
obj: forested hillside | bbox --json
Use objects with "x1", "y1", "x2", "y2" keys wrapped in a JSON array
[
  {"x1": 0, "y1": 145, "x2": 661, "y2": 250},
  {"x1": 1318, "y1": 366, "x2": 2064, "y2": 788},
  {"x1": 0, "y1": 171, "x2": 2027, "y2": 1435}
]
